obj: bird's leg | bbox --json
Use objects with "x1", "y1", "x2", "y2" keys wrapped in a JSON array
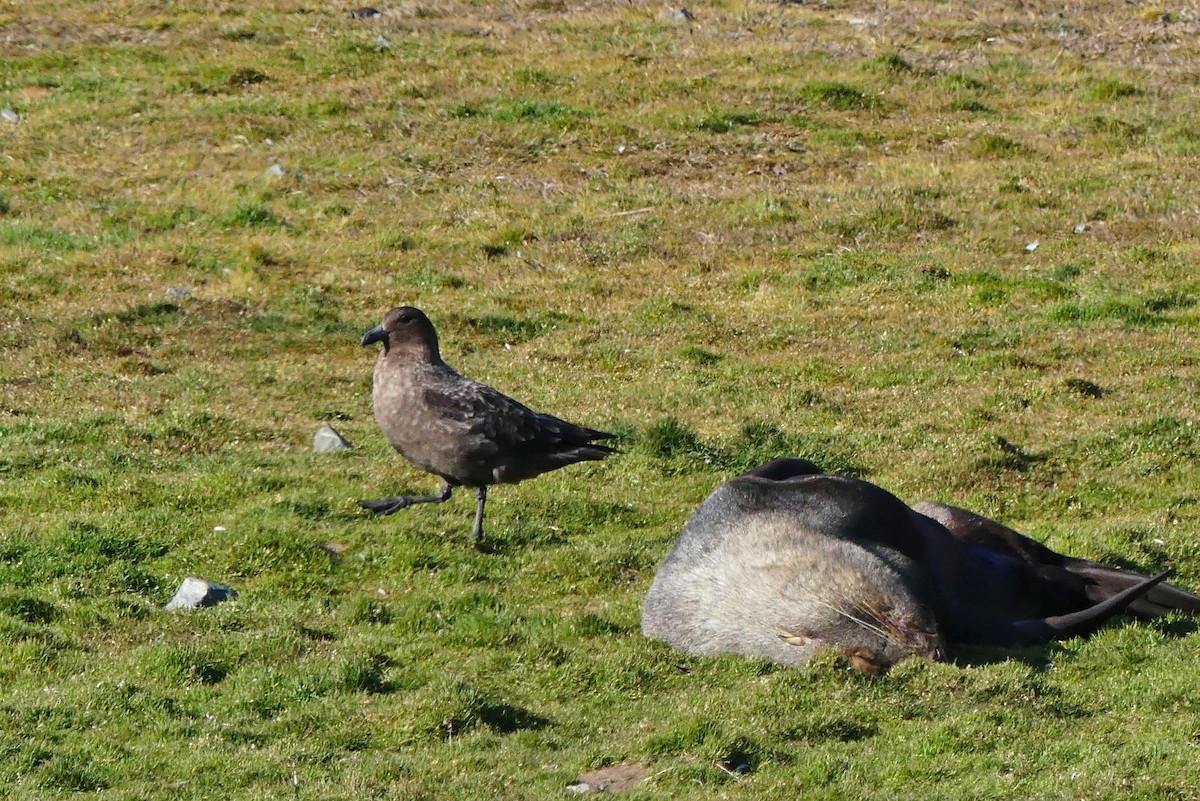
[
  {"x1": 358, "y1": 481, "x2": 452, "y2": 516},
  {"x1": 470, "y1": 486, "x2": 487, "y2": 542}
]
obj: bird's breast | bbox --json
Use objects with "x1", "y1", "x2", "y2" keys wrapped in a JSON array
[
  {"x1": 372, "y1": 360, "x2": 483, "y2": 477},
  {"x1": 372, "y1": 361, "x2": 422, "y2": 435}
]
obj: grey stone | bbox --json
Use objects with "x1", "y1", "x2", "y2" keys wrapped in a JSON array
[
  {"x1": 1, "y1": 108, "x2": 20, "y2": 123},
  {"x1": 165, "y1": 287, "x2": 192, "y2": 299},
  {"x1": 659, "y1": 7, "x2": 696, "y2": 22},
  {"x1": 166, "y1": 577, "x2": 237, "y2": 610},
  {"x1": 313, "y1": 424, "x2": 354, "y2": 453},
  {"x1": 266, "y1": 163, "x2": 285, "y2": 177}
]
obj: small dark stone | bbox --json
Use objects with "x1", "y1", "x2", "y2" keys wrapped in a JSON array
[
  {"x1": 922, "y1": 265, "x2": 951, "y2": 281},
  {"x1": 349, "y1": 6, "x2": 382, "y2": 18},
  {"x1": 1065, "y1": 377, "x2": 1103, "y2": 399}
]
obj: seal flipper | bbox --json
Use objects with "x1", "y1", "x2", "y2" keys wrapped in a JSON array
[
  {"x1": 1008, "y1": 569, "x2": 1173, "y2": 645},
  {"x1": 1067, "y1": 563, "x2": 1200, "y2": 616}
]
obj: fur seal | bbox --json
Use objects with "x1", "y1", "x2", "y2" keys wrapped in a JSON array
[{"x1": 642, "y1": 458, "x2": 1195, "y2": 672}]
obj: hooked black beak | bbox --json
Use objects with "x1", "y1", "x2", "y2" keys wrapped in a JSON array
[{"x1": 361, "y1": 325, "x2": 387, "y2": 347}]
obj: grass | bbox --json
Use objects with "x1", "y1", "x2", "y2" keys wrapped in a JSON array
[{"x1": 1, "y1": 0, "x2": 1199, "y2": 798}]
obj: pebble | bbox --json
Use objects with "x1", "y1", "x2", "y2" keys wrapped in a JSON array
[
  {"x1": 165, "y1": 577, "x2": 238, "y2": 610},
  {"x1": 660, "y1": 7, "x2": 696, "y2": 22},
  {"x1": 1, "y1": 108, "x2": 20, "y2": 123},
  {"x1": 313, "y1": 424, "x2": 354, "y2": 453}
]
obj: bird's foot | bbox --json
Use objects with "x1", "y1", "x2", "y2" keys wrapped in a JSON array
[
  {"x1": 359, "y1": 485, "x2": 453, "y2": 516},
  {"x1": 358, "y1": 497, "x2": 416, "y2": 515}
]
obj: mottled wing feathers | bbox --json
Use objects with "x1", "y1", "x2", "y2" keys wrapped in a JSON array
[
  {"x1": 425, "y1": 382, "x2": 610, "y2": 444},
  {"x1": 419, "y1": 379, "x2": 615, "y2": 485}
]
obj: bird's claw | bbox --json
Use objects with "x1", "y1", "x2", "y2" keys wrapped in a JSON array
[{"x1": 358, "y1": 498, "x2": 411, "y2": 515}]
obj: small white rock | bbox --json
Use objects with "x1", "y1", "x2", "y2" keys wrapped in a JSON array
[
  {"x1": 1, "y1": 108, "x2": 20, "y2": 123},
  {"x1": 1024, "y1": 241, "x2": 1039, "y2": 252},
  {"x1": 313, "y1": 424, "x2": 353, "y2": 453},
  {"x1": 565, "y1": 782, "x2": 593, "y2": 795},
  {"x1": 1073, "y1": 223, "x2": 1090, "y2": 234},
  {"x1": 166, "y1": 577, "x2": 238, "y2": 610},
  {"x1": 266, "y1": 163, "x2": 286, "y2": 177},
  {"x1": 660, "y1": 7, "x2": 696, "y2": 22}
]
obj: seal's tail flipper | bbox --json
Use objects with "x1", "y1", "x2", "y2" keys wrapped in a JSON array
[
  {"x1": 1069, "y1": 563, "x2": 1200, "y2": 617},
  {"x1": 1010, "y1": 569, "x2": 1173, "y2": 645}
]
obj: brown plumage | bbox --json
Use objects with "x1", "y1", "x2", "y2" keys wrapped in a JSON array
[{"x1": 358, "y1": 306, "x2": 616, "y2": 541}]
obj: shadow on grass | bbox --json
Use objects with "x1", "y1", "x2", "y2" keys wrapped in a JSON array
[
  {"x1": 949, "y1": 643, "x2": 1058, "y2": 670},
  {"x1": 472, "y1": 524, "x2": 569, "y2": 555},
  {"x1": 950, "y1": 613, "x2": 1200, "y2": 668},
  {"x1": 1148, "y1": 615, "x2": 1200, "y2": 638}
]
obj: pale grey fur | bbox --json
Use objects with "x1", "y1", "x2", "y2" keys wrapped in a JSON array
[{"x1": 642, "y1": 478, "x2": 943, "y2": 671}]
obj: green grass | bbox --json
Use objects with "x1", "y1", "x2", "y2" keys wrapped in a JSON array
[
  {"x1": 801, "y1": 81, "x2": 877, "y2": 111},
  {"x1": 2, "y1": 0, "x2": 1200, "y2": 798}
]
